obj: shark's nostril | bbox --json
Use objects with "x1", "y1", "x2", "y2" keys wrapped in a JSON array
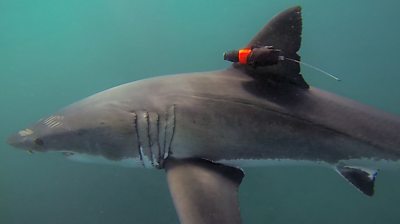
[{"x1": 34, "y1": 138, "x2": 44, "y2": 146}]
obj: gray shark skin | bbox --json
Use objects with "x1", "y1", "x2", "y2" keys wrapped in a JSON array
[{"x1": 6, "y1": 6, "x2": 400, "y2": 224}]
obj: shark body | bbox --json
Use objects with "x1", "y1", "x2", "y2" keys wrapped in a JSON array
[{"x1": 7, "y1": 6, "x2": 400, "y2": 224}]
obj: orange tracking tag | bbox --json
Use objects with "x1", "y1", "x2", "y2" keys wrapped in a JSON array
[{"x1": 238, "y1": 48, "x2": 252, "y2": 64}]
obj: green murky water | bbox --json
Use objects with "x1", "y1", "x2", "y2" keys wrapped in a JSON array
[{"x1": 1, "y1": 0, "x2": 399, "y2": 223}]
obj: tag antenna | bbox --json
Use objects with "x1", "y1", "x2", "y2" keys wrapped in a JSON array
[{"x1": 284, "y1": 57, "x2": 341, "y2": 81}]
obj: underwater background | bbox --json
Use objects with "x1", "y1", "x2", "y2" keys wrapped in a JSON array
[{"x1": 1, "y1": 0, "x2": 399, "y2": 223}]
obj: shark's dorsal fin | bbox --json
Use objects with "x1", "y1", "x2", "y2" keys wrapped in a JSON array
[{"x1": 234, "y1": 6, "x2": 309, "y2": 89}]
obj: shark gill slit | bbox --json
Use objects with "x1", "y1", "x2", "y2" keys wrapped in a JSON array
[
  {"x1": 137, "y1": 111, "x2": 153, "y2": 168},
  {"x1": 168, "y1": 105, "x2": 176, "y2": 158},
  {"x1": 132, "y1": 112, "x2": 145, "y2": 167},
  {"x1": 144, "y1": 111, "x2": 155, "y2": 167},
  {"x1": 163, "y1": 105, "x2": 176, "y2": 162},
  {"x1": 149, "y1": 112, "x2": 161, "y2": 168},
  {"x1": 162, "y1": 111, "x2": 168, "y2": 159},
  {"x1": 155, "y1": 113, "x2": 162, "y2": 165},
  {"x1": 130, "y1": 108, "x2": 174, "y2": 169}
]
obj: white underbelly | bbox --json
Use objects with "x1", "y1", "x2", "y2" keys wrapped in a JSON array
[
  {"x1": 217, "y1": 158, "x2": 400, "y2": 170},
  {"x1": 67, "y1": 153, "x2": 143, "y2": 168},
  {"x1": 217, "y1": 158, "x2": 327, "y2": 168}
]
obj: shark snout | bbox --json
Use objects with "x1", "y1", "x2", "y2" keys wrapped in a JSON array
[
  {"x1": 6, "y1": 130, "x2": 44, "y2": 151},
  {"x1": 7, "y1": 133, "x2": 26, "y2": 149}
]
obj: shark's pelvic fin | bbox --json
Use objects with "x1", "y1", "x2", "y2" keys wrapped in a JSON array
[
  {"x1": 234, "y1": 6, "x2": 309, "y2": 89},
  {"x1": 165, "y1": 158, "x2": 244, "y2": 224},
  {"x1": 336, "y1": 164, "x2": 378, "y2": 196}
]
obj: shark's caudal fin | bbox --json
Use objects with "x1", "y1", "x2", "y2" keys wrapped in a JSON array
[{"x1": 234, "y1": 6, "x2": 309, "y2": 89}]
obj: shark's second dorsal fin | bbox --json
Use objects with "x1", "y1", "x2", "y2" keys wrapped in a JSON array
[{"x1": 234, "y1": 6, "x2": 309, "y2": 89}]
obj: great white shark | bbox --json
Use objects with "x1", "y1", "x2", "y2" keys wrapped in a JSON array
[{"x1": 6, "y1": 6, "x2": 400, "y2": 224}]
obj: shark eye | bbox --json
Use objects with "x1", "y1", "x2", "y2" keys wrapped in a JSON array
[{"x1": 34, "y1": 138, "x2": 44, "y2": 146}]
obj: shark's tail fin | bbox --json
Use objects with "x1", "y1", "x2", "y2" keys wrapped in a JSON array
[{"x1": 234, "y1": 6, "x2": 309, "y2": 89}]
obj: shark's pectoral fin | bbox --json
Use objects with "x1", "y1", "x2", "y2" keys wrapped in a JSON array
[
  {"x1": 165, "y1": 158, "x2": 244, "y2": 224},
  {"x1": 336, "y1": 164, "x2": 378, "y2": 196}
]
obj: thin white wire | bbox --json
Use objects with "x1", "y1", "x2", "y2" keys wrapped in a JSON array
[{"x1": 285, "y1": 57, "x2": 341, "y2": 81}]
